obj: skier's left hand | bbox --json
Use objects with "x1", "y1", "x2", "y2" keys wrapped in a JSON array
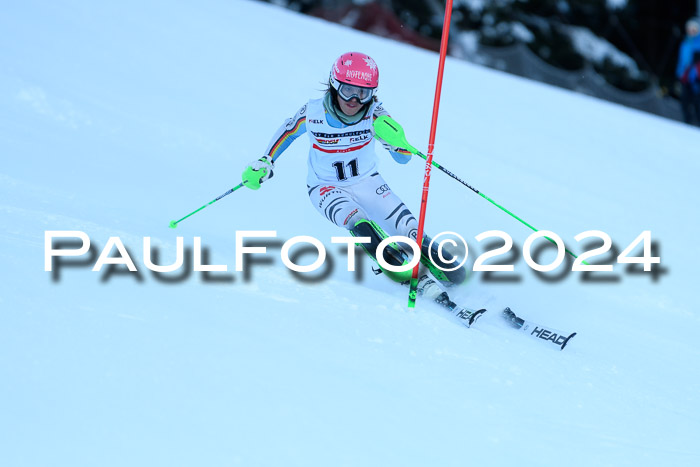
[
  {"x1": 379, "y1": 139, "x2": 407, "y2": 154},
  {"x1": 379, "y1": 139, "x2": 412, "y2": 164}
]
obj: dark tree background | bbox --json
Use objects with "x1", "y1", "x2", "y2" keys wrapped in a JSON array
[{"x1": 266, "y1": 0, "x2": 698, "y2": 94}]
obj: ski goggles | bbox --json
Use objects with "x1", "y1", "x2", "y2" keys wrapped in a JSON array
[{"x1": 337, "y1": 83, "x2": 375, "y2": 104}]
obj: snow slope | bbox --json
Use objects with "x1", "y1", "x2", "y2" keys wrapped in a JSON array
[{"x1": 1, "y1": 1, "x2": 699, "y2": 466}]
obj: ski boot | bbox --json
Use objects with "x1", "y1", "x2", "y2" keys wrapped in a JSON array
[{"x1": 416, "y1": 274, "x2": 486, "y2": 327}]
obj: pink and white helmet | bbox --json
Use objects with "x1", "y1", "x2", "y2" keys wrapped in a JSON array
[{"x1": 330, "y1": 51, "x2": 379, "y2": 91}]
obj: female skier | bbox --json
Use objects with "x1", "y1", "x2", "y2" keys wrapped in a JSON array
[{"x1": 241, "y1": 52, "x2": 481, "y2": 325}]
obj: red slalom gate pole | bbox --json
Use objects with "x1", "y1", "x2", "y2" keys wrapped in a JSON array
[{"x1": 408, "y1": 0, "x2": 454, "y2": 308}]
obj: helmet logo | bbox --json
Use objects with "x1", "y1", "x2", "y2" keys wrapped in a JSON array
[
  {"x1": 346, "y1": 70, "x2": 373, "y2": 81},
  {"x1": 343, "y1": 59, "x2": 353, "y2": 66},
  {"x1": 363, "y1": 57, "x2": 377, "y2": 71}
]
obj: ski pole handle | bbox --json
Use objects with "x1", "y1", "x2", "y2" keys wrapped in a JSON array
[{"x1": 169, "y1": 182, "x2": 246, "y2": 229}]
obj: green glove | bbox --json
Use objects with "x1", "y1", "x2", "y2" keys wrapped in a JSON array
[{"x1": 242, "y1": 155, "x2": 274, "y2": 190}]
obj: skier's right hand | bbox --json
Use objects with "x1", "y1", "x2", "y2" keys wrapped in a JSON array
[{"x1": 242, "y1": 155, "x2": 274, "y2": 190}]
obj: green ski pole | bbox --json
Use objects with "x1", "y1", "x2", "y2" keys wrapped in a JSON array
[
  {"x1": 373, "y1": 115, "x2": 585, "y2": 263},
  {"x1": 169, "y1": 182, "x2": 246, "y2": 229}
]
